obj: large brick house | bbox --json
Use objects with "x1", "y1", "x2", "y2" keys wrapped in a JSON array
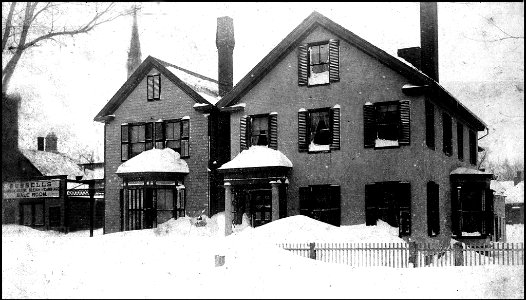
[
  {"x1": 216, "y1": 5, "x2": 494, "y2": 243},
  {"x1": 93, "y1": 13, "x2": 231, "y2": 233}
]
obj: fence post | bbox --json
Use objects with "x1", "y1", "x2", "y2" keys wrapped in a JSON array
[
  {"x1": 454, "y1": 241, "x2": 464, "y2": 266},
  {"x1": 408, "y1": 241, "x2": 418, "y2": 267},
  {"x1": 309, "y1": 242, "x2": 316, "y2": 259}
]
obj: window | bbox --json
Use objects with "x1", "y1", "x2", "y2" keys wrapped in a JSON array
[
  {"x1": 121, "y1": 119, "x2": 189, "y2": 161},
  {"x1": 442, "y1": 113, "x2": 452, "y2": 156},
  {"x1": 240, "y1": 113, "x2": 278, "y2": 151},
  {"x1": 452, "y1": 183, "x2": 493, "y2": 237},
  {"x1": 298, "y1": 40, "x2": 340, "y2": 86},
  {"x1": 365, "y1": 182, "x2": 411, "y2": 237},
  {"x1": 147, "y1": 74, "x2": 161, "y2": 101},
  {"x1": 427, "y1": 181, "x2": 440, "y2": 236},
  {"x1": 299, "y1": 185, "x2": 340, "y2": 226},
  {"x1": 20, "y1": 203, "x2": 44, "y2": 227},
  {"x1": 298, "y1": 106, "x2": 340, "y2": 152},
  {"x1": 469, "y1": 130, "x2": 477, "y2": 165},
  {"x1": 165, "y1": 119, "x2": 190, "y2": 158},
  {"x1": 425, "y1": 100, "x2": 435, "y2": 149},
  {"x1": 363, "y1": 100, "x2": 410, "y2": 148},
  {"x1": 457, "y1": 122, "x2": 464, "y2": 161}
]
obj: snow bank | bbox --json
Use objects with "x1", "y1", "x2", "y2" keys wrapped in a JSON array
[
  {"x1": 218, "y1": 146, "x2": 293, "y2": 169},
  {"x1": 116, "y1": 148, "x2": 189, "y2": 174},
  {"x1": 506, "y1": 224, "x2": 524, "y2": 243}
]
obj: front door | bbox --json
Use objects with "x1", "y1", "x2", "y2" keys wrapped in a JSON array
[{"x1": 249, "y1": 189, "x2": 272, "y2": 227}]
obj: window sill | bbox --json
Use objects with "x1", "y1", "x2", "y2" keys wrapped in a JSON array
[
  {"x1": 307, "y1": 82, "x2": 331, "y2": 88},
  {"x1": 373, "y1": 145, "x2": 401, "y2": 150},
  {"x1": 307, "y1": 150, "x2": 331, "y2": 154}
]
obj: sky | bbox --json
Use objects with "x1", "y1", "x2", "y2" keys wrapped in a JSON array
[
  {"x1": 2, "y1": 214, "x2": 524, "y2": 298},
  {"x1": 7, "y1": 2, "x2": 524, "y2": 164}
]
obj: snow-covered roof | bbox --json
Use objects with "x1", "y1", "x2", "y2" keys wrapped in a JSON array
[
  {"x1": 20, "y1": 149, "x2": 84, "y2": 180},
  {"x1": 163, "y1": 65, "x2": 220, "y2": 105},
  {"x1": 116, "y1": 148, "x2": 189, "y2": 174},
  {"x1": 450, "y1": 167, "x2": 492, "y2": 176},
  {"x1": 505, "y1": 181, "x2": 524, "y2": 204},
  {"x1": 491, "y1": 180, "x2": 507, "y2": 195},
  {"x1": 218, "y1": 146, "x2": 293, "y2": 170}
]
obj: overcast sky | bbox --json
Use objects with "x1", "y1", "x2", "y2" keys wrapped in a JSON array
[{"x1": 8, "y1": 2, "x2": 524, "y2": 164}]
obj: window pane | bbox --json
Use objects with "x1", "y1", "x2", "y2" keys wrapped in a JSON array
[
  {"x1": 138, "y1": 125, "x2": 145, "y2": 142},
  {"x1": 166, "y1": 122, "x2": 174, "y2": 140},
  {"x1": 165, "y1": 189, "x2": 174, "y2": 210},
  {"x1": 251, "y1": 116, "x2": 269, "y2": 146},
  {"x1": 121, "y1": 144, "x2": 129, "y2": 160},
  {"x1": 147, "y1": 76, "x2": 153, "y2": 99},
  {"x1": 309, "y1": 45, "x2": 320, "y2": 65},
  {"x1": 145, "y1": 142, "x2": 153, "y2": 151},
  {"x1": 166, "y1": 140, "x2": 180, "y2": 152},
  {"x1": 319, "y1": 44, "x2": 329, "y2": 63},
  {"x1": 131, "y1": 126, "x2": 140, "y2": 143},
  {"x1": 131, "y1": 143, "x2": 145, "y2": 157},
  {"x1": 376, "y1": 104, "x2": 399, "y2": 141},
  {"x1": 121, "y1": 125, "x2": 129, "y2": 142},
  {"x1": 309, "y1": 110, "x2": 331, "y2": 145},
  {"x1": 34, "y1": 203, "x2": 44, "y2": 225},
  {"x1": 173, "y1": 122, "x2": 181, "y2": 139},
  {"x1": 145, "y1": 123, "x2": 153, "y2": 141},
  {"x1": 155, "y1": 122, "x2": 164, "y2": 141},
  {"x1": 182, "y1": 120, "x2": 189, "y2": 138},
  {"x1": 181, "y1": 140, "x2": 189, "y2": 157},
  {"x1": 153, "y1": 75, "x2": 160, "y2": 99},
  {"x1": 155, "y1": 141, "x2": 164, "y2": 149},
  {"x1": 157, "y1": 189, "x2": 166, "y2": 209}
]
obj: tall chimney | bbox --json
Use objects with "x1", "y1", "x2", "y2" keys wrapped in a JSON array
[
  {"x1": 45, "y1": 132, "x2": 58, "y2": 153},
  {"x1": 420, "y1": 2, "x2": 439, "y2": 82},
  {"x1": 37, "y1": 137, "x2": 45, "y2": 151},
  {"x1": 216, "y1": 16, "x2": 235, "y2": 97},
  {"x1": 514, "y1": 171, "x2": 523, "y2": 186}
]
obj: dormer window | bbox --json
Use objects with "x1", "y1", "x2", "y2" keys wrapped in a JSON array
[
  {"x1": 147, "y1": 74, "x2": 161, "y2": 101},
  {"x1": 298, "y1": 39, "x2": 340, "y2": 86}
]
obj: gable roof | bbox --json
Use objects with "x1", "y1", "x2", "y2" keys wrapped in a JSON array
[
  {"x1": 20, "y1": 149, "x2": 85, "y2": 180},
  {"x1": 94, "y1": 56, "x2": 219, "y2": 122},
  {"x1": 216, "y1": 11, "x2": 487, "y2": 131}
]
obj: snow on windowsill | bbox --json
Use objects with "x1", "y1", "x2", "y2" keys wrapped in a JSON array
[
  {"x1": 309, "y1": 142, "x2": 330, "y2": 152},
  {"x1": 308, "y1": 71, "x2": 329, "y2": 86},
  {"x1": 375, "y1": 139, "x2": 399, "y2": 148},
  {"x1": 461, "y1": 232, "x2": 482, "y2": 237}
]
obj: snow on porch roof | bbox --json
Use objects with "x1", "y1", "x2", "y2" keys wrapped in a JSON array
[
  {"x1": 218, "y1": 146, "x2": 293, "y2": 170},
  {"x1": 116, "y1": 148, "x2": 189, "y2": 175},
  {"x1": 450, "y1": 167, "x2": 493, "y2": 176}
]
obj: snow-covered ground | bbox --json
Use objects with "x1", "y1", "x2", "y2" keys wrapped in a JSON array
[
  {"x1": 2, "y1": 214, "x2": 524, "y2": 299},
  {"x1": 507, "y1": 224, "x2": 524, "y2": 243}
]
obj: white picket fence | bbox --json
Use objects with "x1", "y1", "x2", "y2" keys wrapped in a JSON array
[{"x1": 276, "y1": 242, "x2": 524, "y2": 268}]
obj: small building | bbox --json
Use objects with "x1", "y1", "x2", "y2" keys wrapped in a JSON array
[
  {"x1": 491, "y1": 180, "x2": 508, "y2": 242},
  {"x1": 505, "y1": 180, "x2": 524, "y2": 225}
]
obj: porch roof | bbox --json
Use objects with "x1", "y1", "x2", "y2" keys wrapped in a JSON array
[
  {"x1": 218, "y1": 146, "x2": 293, "y2": 170},
  {"x1": 116, "y1": 148, "x2": 189, "y2": 176},
  {"x1": 450, "y1": 167, "x2": 493, "y2": 176}
]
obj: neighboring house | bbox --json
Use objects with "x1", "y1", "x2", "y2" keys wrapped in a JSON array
[
  {"x1": 78, "y1": 161, "x2": 105, "y2": 190},
  {"x1": 3, "y1": 134, "x2": 103, "y2": 231},
  {"x1": 490, "y1": 180, "x2": 507, "y2": 241},
  {"x1": 216, "y1": 6, "x2": 493, "y2": 244},
  {"x1": 505, "y1": 181, "x2": 524, "y2": 224},
  {"x1": 93, "y1": 13, "x2": 231, "y2": 233}
]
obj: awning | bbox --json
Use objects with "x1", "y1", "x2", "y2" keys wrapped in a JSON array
[{"x1": 116, "y1": 148, "x2": 189, "y2": 177}]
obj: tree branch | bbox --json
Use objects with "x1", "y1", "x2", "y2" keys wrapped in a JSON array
[{"x1": 2, "y1": 2, "x2": 17, "y2": 52}]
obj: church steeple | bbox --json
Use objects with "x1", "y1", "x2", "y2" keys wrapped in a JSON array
[{"x1": 127, "y1": 7, "x2": 142, "y2": 78}]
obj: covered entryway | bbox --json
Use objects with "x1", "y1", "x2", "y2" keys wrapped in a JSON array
[
  {"x1": 218, "y1": 146, "x2": 292, "y2": 235},
  {"x1": 116, "y1": 148, "x2": 189, "y2": 231}
]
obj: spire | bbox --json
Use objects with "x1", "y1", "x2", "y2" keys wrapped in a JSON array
[{"x1": 127, "y1": 7, "x2": 142, "y2": 78}]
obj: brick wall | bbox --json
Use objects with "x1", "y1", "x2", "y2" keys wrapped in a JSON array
[
  {"x1": 226, "y1": 26, "x2": 478, "y2": 241},
  {"x1": 104, "y1": 68, "x2": 210, "y2": 233}
]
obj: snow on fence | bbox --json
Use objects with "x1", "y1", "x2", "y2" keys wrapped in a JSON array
[{"x1": 276, "y1": 242, "x2": 524, "y2": 268}]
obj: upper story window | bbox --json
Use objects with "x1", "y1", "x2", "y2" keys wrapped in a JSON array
[
  {"x1": 298, "y1": 39, "x2": 340, "y2": 86},
  {"x1": 457, "y1": 122, "x2": 464, "y2": 161},
  {"x1": 425, "y1": 100, "x2": 435, "y2": 150},
  {"x1": 298, "y1": 105, "x2": 340, "y2": 153},
  {"x1": 469, "y1": 130, "x2": 477, "y2": 165},
  {"x1": 147, "y1": 74, "x2": 161, "y2": 101},
  {"x1": 363, "y1": 100, "x2": 410, "y2": 149},
  {"x1": 240, "y1": 113, "x2": 278, "y2": 151},
  {"x1": 442, "y1": 112, "x2": 452, "y2": 156},
  {"x1": 121, "y1": 118, "x2": 190, "y2": 161}
]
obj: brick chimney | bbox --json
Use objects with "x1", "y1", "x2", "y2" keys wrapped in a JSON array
[
  {"x1": 216, "y1": 16, "x2": 235, "y2": 97},
  {"x1": 420, "y1": 2, "x2": 439, "y2": 82},
  {"x1": 397, "y1": 47, "x2": 421, "y2": 69},
  {"x1": 2, "y1": 93, "x2": 21, "y2": 151},
  {"x1": 45, "y1": 132, "x2": 58, "y2": 153},
  {"x1": 37, "y1": 137, "x2": 45, "y2": 151}
]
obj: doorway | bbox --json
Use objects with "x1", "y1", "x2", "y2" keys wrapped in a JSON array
[{"x1": 249, "y1": 189, "x2": 272, "y2": 227}]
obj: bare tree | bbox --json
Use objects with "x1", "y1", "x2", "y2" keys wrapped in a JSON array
[{"x1": 2, "y1": 2, "x2": 132, "y2": 94}]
